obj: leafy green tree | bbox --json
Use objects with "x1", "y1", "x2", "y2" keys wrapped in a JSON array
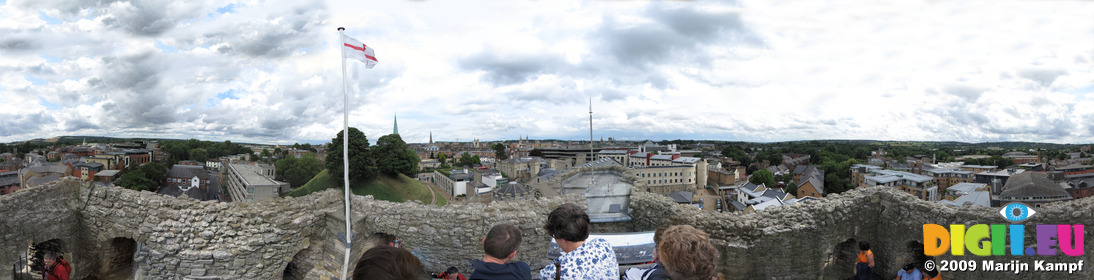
[
  {"x1": 405, "y1": 149, "x2": 421, "y2": 174},
  {"x1": 530, "y1": 148, "x2": 544, "y2": 157},
  {"x1": 785, "y1": 181, "x2": 798, "y2": 197},
  {"x1": 325, "y1": 127, "x2": 378, "y2": 182},
  {"x1": 118, "y1": 162, "x2": 167, "y2": 192},
  {"x1": 437, "y1": 153, "x2": 447, "y2": 165},
  {"x1": 721, "y1": 146, "x2": 751, "y2": 167},
  {"x1": 492, "y1": 143, "x2": 509, "y2": 160},
  {"x1": 119, "y1": 169, "x2": 155, "y2": 191},
  {"x1": 374, "y1": 134, "x2": 419, "y2": 177},
  {"x1": 457, "y1": 152, "x2": 475, "y2": 167},
  {"x1": 749, "y1": 169, "x2": 776, "y2": 188},
  {"x1": 189, "y1": 148, "x2": 208, "y2": 163},
  {"x1": 276, "y1": 153, "x2": 322, "y2": 188},
  {"x1": 140, "y1": 162, "x2": 168, "y2": 186}
]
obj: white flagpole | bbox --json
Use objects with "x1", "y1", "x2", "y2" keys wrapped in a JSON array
[{"x1": 337, "y1": 27, "x2": 352, "y2": 280}]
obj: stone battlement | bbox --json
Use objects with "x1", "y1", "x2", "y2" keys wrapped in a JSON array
[{"x1": 1, "y1": 179, "x2": 1091, "y2": 279}]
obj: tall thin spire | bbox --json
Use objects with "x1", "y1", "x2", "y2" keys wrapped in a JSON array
[
  {"x1": 393, "y1": 113, "x2": 399, "y2": 135},
  {"x1": 429, "y1": 131, "x2": 433, "y2": 144},
  {"x1": 589, "y1": 97, "x2": 593, "y2": 162}
]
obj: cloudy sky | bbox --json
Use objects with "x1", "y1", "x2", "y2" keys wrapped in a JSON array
[{"x1": 2, "y1": 0, "x2": 1093, "y2": 145}]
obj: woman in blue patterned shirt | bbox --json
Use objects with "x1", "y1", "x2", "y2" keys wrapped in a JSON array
[{"x1": 539, "y1": 203, "x2": 619, "y2": 280}]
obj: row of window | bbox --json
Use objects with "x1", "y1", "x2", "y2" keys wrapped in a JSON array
[
  {"x1": 647, "y1": 178, "x2": 689, "y2": 185},
  {"x1": 168, "y1": 178, "x2": 206, "y2": 184},
  {"x1": 641, "y1": 172, "x2": 682, "y2": 178}
]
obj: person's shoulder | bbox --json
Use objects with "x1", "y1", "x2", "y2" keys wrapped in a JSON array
[
  {"x1": 588, "y1": 237, "x2": 614, "y2": 248},
  {"x1": 512, "y1": 261, "x2": 531, "y2": 271},
  {"x1": 508, "y1": 260, "x2": 530, "y2": 268}
]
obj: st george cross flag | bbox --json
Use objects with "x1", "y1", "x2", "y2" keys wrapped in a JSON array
[{"x1": 342, "y1": 34, "x2": 377, "y2": 69}]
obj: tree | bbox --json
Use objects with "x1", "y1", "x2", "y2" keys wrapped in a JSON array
[
  {"x1": 325, "y1": 127, "x2": 378, "y2": 182},
  {"x1": 785, "y1": 181, "x2": 798, "y2": 197},
  {"x1": 189, "y1": 148, "x2": 208, "y2": 163},
  {"x1": 374, "y1": 134, "x2": 419, "y2": 177},
  {"x1": 749, "y1": 169, "x2": 776, "y2": 188},
  {"x1": 721, "y1": 146, "x2": 751, "y2": 167},
  {"x1": 276, "y1": 153, "x2": 322, "y2": 188},
  {"x1": 529, "y1": 148, "x2": 544, "y2": 157},
  {"x1": 118, "y1": 162, "x2": 167, "y2": 192},
  {"x1": 492, "y1": 143, "x2": 509, "y2": 161},
  {"x1": 457, "y1": 152, "x2": 480, "y2": 167},
  {"x1": 119, "y1": 169, "x2": 155, "y2": 191},
  {"x1": 437, "y1": 153, "x2": 448, "y2": 165}
]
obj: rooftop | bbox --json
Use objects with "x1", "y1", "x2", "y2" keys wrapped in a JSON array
[
  {"x1": 668, "y1": 191, "x2": 692, "y2": 203},
  {"x1": 947, "y1": 183, "x2": 987, "y2": 194},
  {"x1": 650, "y1": 154, "x2": 674, "y2": 161},
  {"x1": 977, "y1": 169, "x2": 1025, "y2": 177},
  {"x1": 228, "y1": 163, "x2": 282, "y2": 186},
  {"x1": 943, "y1": 191, "x2": 991, "y2": 207},
  {"x1": 1000, "y1": 172, "x2": 1071, "y2": 199},
  {"x1": 168, "y1": 165, "x2": 206, "y2": 180},
  {"x1": 94, "y1": 170, "x2": 121, "y2": 177},
  {"x1": 865, "y1": 169, "x2": 932, "y2": 183},
  {"x1": 672, "y1": 157, "x2": 701, "y2": 164}
]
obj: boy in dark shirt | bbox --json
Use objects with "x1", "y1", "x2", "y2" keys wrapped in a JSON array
[{"x1": 470, "y1": 224, "x2": 531, "y2": 280}]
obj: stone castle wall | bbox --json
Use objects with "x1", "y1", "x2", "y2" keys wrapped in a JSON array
[{"x1": 0, "y1": 179, "x2": 1092, "y2": 279}]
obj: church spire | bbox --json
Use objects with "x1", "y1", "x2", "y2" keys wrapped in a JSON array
[
  {"x1": 429, "y1": 131, "x2": 433, "y2": 144},
  {"x1": 393, "y1": 113, "x2": 399, "y2": 135}
]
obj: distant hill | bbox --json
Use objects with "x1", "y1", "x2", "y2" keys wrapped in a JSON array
[{"x1": 287, "y1": 170, "x2": 446, "y2": 206}]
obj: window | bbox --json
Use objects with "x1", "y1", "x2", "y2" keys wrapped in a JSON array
[{"x1": 248, "y1": 187, "x2": 254, "y2": 193}]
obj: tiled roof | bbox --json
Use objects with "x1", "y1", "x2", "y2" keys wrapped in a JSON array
[
  {"x1": 668, "y1": 191, "x2": 692, "y2": 203},
  {"x1": 168, "y1": 165, "x2": 206, "y2": 180},
  {"x1": 1000, "y1": 172, "x2": 1070, "y2": 199}
]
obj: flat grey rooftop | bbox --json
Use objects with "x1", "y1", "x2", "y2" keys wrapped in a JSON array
[{"x1": 229, "y1": 163, "x2": 280, "y2": 186}]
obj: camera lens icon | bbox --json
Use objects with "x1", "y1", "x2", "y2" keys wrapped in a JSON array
[{"x1": 999, "y1": 203, "x2": 1036, "y2": 223}]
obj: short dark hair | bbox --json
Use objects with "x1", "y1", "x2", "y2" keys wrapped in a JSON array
[
  {"x1": 903, "y1": 263, "x2": 914, "y2": 271},
  {"x1": 353, "y1": 245, "x2": 430, "y2": 280},
  {"x1": 543, "y1": 203, "x2": 590, "y2": 242},
  {"x1": 484, "y1": 224, "x2": 523, "y2": 259},
  {"x1": 859, "y1": 241, "x2": 870, "y2": 251}
]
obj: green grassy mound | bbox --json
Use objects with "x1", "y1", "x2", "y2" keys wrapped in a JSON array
[{"x1": 288, "y1": 169, "x2": 446, "y2": 206}]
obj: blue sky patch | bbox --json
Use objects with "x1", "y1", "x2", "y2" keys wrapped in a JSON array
[
  {"x1": 40, "y1": 54, "x2": 61, "y2": 62},
  {"x1": 216, "y1": 89, "x2": 239, "y2": 100},
  {"x1": 216, "y1": 4, "x2": 237, "y2": 14},
  {"x1": 39, "y1": 97, "x2": 61, "y2": 110},
  {"x1": 26, "y1": 76, "x2": 46, "y2": 85},
  {"x1": 38, "y1": 11, "x2": 61, "y2": 25},
  {"x1": 155, "y1": 40, "x2": 179, "y2": 53},
  {"x1": 1073, "y1": 84, "x2": 1094, "y2": 94}
]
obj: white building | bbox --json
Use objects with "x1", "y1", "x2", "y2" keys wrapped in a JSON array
[{"x1": 224, "y1": 163, "x2": 289, "y2": 202}]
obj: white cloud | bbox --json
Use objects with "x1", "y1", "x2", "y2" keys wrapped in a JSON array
[{"x1": 0, "y1": 0, "x2": 1092, "y2": 144}]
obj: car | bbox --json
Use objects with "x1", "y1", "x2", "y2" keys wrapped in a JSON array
[
  {"x1": 716, "y1": 199, "x2": 723, "y2": 212},
  {"x1": 698, "y1": 198, "x2": 704, "y2": 210}
]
